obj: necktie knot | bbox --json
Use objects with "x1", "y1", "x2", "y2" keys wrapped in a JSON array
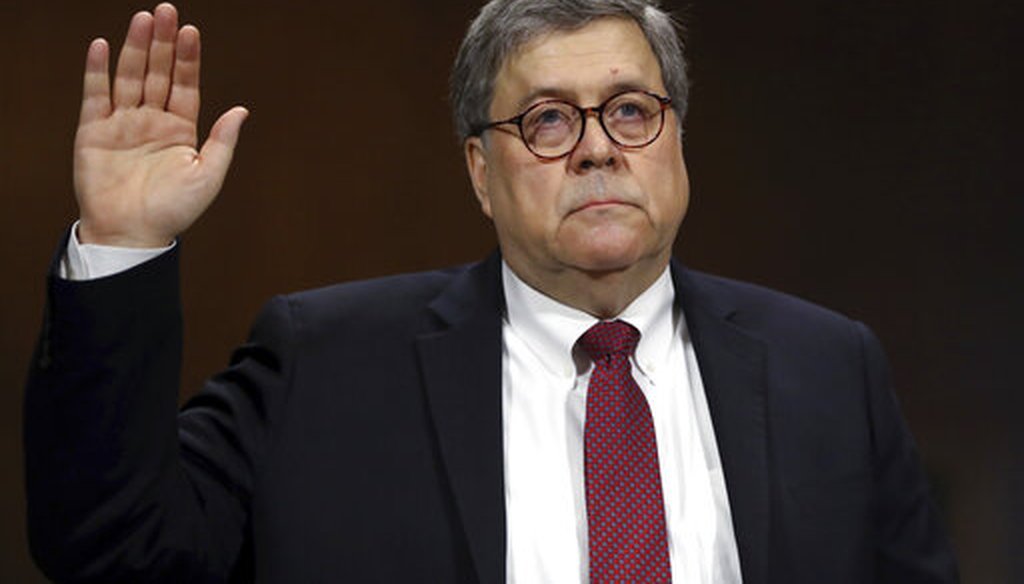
[{"x1": 578, "y1": 320, "x2": 640, "y2": 361}]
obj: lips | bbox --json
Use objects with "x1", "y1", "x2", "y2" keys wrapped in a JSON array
[{"x1": 572, "y1": 199, "x2": 633, "y2": 213}]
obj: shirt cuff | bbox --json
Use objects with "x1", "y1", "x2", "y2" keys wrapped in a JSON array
[{"x1": 59, "y1": 220, "x2": 176, "y2": 281}]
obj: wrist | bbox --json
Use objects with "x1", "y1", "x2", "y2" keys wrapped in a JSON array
[{"x1": 76, "y1": 221, "x2": 173, "y2": 249}]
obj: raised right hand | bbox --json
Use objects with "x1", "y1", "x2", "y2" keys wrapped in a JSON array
[{"x1": 74, "y1": 3, "x2": 248, "y2": 247}]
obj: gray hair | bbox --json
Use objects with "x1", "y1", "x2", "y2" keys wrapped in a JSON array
[{"x1": 450, "y1": 0, "x2": 689, "y2": 142}]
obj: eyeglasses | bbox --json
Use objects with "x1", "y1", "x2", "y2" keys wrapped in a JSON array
[{"x1": 474, "y1": 90, "x2": 672, "y2": 160}]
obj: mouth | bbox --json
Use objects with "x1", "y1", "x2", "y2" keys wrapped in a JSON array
[{"x1": 572, "y1": 199, "x2": 633, "y2": 214}]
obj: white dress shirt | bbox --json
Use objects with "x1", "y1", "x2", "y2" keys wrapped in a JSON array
[
  {"x1": 62, "y1": 227, "x2": 743, "y2": 583},
  {"x1": 60, "y1": 221, "x2": 172, "y2": 280},
  {"x1": 501, "y1": 264, "x2": 742, "y2": 584}
]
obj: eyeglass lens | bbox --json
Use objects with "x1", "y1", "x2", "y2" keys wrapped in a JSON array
[{"x1": 520, "y1": 91, "x2": 665, "y2": 158}]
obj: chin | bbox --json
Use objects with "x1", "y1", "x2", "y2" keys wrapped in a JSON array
[
  {"x1": 561, "y1": 225, "x2": 655, "y2": 270},
  {"x1": 566, "y1": 245, "x2": 648, "y2": 274}
]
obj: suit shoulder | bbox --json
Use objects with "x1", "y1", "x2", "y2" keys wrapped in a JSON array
[
  {"x1": 683, "y1": 269, "x2": 862, "y2": 337},
  {"x1": 287, "y1": 264, "x2": 470, "y2": 317}
]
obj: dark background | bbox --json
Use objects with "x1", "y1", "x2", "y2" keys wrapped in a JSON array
[{"x1": 2, "y1": 1, "x2": 1017, "y2": 581}]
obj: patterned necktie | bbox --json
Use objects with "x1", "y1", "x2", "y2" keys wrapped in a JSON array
[{"x1": 579, "y1": 320, "x2": 671, "y2": 583}]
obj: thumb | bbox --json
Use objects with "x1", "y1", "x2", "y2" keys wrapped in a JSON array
[{"x1": 198, "y1": 106, "x2": 249, "y2": 177}]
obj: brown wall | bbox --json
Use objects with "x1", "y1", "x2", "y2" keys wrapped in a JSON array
[{"x1": 2, "y1": 1, "x2": 1016, "y2": 581}]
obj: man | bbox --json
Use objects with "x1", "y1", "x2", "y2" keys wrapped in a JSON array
[{"x1": 25, "y1": 1, "x2": 958, "y2": 583}]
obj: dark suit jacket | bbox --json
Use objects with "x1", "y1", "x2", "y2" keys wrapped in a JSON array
[{"x1": 25, "y1": 244, "x2": 958, "y2": 583}]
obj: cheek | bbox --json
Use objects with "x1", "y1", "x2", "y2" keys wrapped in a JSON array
[
  {"x1": 665, "y1": 164, "x2": 690, "y2": 217},
  {"x1": 636, "y1": 144, "x2": 689, "y2": 221},
  {"x1": 492, "y1": 160, "x2": 565, "y2": 227}
]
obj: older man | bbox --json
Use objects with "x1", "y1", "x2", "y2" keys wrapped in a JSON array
[{"x1": 25, "y1": 1, "x2": 957, "y2": 583}]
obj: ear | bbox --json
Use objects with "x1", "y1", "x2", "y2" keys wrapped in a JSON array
[{"x1": 464, "y1": 136, "x2": 493, "y2": 219}]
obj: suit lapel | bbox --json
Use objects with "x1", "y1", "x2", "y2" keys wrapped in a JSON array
[
  {"x1": 672, "y1": 262, "x2": 770, "y2": 584},
  {"x1": 416, "y1": 253, "x2": 506, "y2": 584},
  {"x1": 414, "y1": 256, "x2": 772, "y2": 584}
]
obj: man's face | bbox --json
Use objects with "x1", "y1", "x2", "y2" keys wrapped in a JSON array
[{"x1": 465, "y1": 17, "x2": 689, "y2": 293}]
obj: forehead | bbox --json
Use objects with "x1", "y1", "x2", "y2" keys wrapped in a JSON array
[{"x1": 492, "y1": 17, "x2": 664, "y2": 113}]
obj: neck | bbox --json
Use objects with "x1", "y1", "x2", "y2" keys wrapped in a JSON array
[{"x1": 507, "y1": 257, "x2": 670, "y2": 319}]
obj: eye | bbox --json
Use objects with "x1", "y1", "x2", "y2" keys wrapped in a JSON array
[
  {"x1": 608, "y1": 99, "x2": 650, "y2": 122},
  {"x1": 532, "y1": 107, "x2": 571, "y2": 128},
  {"x1": 522, "y1": 103, "x2": 575, "y2": 140},
  {"x1": 614, "y1": 102, "x2": 644, "y2": 119},
  {"x1": 602, "y1": 93, "x2": 665, "y2": 145},
  {"x1": 521, "y1": 102, "x2": 577, "y2": 152}
]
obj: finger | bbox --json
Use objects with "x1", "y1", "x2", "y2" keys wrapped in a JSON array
[
  {"x1": 113, "y1": 11, "x2": 154, "y2": 108},
  {"x1": 198, "y1": 107, "x2": 250, "y2": 181},
  {"x1": 143, "y1": 3, "x2": 179, "y2": 108},
  {"x1": 79, "y1": 38, "x2": 112, "y2": 125},
  {"x1": 167, "y1": 25, "x2": 201, "y2": 122}
]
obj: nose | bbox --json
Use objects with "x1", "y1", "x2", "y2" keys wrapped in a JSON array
[{"x1": 569, "y1": 112, "x2": 623, "y2": 173}]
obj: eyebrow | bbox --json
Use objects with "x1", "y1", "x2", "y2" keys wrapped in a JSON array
[{"x1": 511, "y1": 80, "x2": 656, "y2": 113}]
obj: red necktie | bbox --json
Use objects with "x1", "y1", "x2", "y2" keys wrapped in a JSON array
[{"x1": 580, "y1": 320, "x2": 672, "y2": 583}]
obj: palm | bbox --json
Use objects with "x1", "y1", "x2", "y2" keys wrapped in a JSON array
[{"x1": 74, "y1": 4, "x2": 247, "y2": 247}]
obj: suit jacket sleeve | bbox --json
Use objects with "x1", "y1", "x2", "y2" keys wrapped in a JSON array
[
  {"x1": 24, "y1": 241, "x2": 291, "y2": 583},
  {"x1": 857, "y1": 322, "x2": 960, "y2": 582}
]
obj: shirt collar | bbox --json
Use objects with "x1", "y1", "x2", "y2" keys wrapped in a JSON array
[{"x1": 501, "y1": 262, "x2": 676, "y2": 380}]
